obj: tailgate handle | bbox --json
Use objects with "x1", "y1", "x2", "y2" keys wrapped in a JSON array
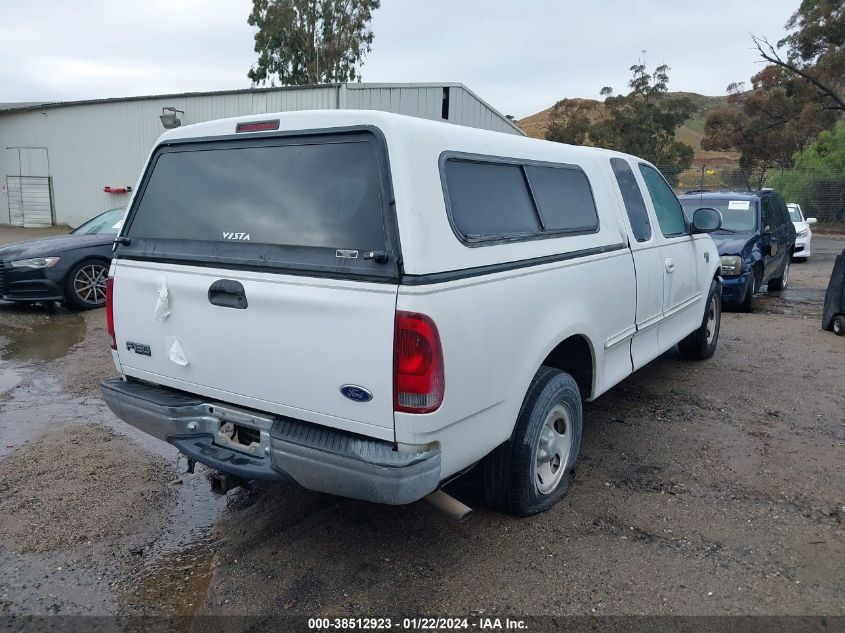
[{"x1": 208, "y1": 279, "x2": 248, "y2": 309}]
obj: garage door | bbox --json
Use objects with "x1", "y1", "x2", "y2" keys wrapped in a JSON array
[{"x1": 6, "y1": 176, "x2": 54, "y2": 227}]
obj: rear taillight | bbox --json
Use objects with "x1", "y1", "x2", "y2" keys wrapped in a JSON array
[
  {"x1": 106, "y1": 276, "x2": 116, "y2": 350},
  {"x1": 394, "y1": 311, "x2": 444, "y2": 413}
]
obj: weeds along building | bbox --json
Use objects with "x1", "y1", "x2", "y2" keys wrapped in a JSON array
[{"x1": 0, "y1": 83, "x2": 522, "y2": 227}]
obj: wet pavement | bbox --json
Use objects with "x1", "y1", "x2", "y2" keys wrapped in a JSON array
[
  {"x1": 0, "y1": 235, "x2": 843, "y2": 624},
  {"x1": 0, "y1": 304, "x2": 227, "y2": 619}
]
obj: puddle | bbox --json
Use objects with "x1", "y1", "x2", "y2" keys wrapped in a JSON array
[
  {"x1": 0, "y1": 365, "x2": 24, "y2": 395},
  {"x1": 0, "y1": 307, "x2": 85, "y2": 363},
  {"x1": 755, "y1": 286, "x2": 827, "y2": 318}
]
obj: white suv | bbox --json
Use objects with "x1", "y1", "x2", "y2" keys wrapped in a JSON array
[{"x1": 101, "y1": 110, "x2": 723, "y2": 516}]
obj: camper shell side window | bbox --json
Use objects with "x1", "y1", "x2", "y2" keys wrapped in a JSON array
[{"x1": 439, "y1": 152, "x2": 600, "y2": 247}]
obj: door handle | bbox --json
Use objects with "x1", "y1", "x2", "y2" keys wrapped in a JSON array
[
  {"x1": 208, "y1": 279, "x2": 248, "y2": 309},
  {"x1": 664, "y1": 258, "x2": 675, "y2": 273}
]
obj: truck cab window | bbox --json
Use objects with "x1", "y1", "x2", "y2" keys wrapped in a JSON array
[{"x1": 638, "y1": 164, "x2": 687, "y2": 237}]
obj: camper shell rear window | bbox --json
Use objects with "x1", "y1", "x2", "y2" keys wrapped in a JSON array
[{"x1": 118, "y1": 129, "x2": 398, "y2": 280}]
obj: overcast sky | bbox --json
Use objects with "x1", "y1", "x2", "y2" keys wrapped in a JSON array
[{"x1": 1, "y1": 0, "x2": 798, "y2": 119}]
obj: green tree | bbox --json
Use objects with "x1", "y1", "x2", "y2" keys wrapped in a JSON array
[
  {"x1": 593, "y1": 64, "x2": 695, "y2": 184},
  {"x1": 772, "y1": 122, "x2": 845, "y2": 222},
  {"x1": 545, "y1": 99, "x2": 593, "y2": 145},
  {"x1": 752, "y1": 0, "x2": 844, "y2": 112},
  {"x1": 702, "y1": 64, "x2": 837, "y2": 188},
  {"x1": 248, "y1": 0, "x2": 380, "y2": 86},
  {"x1": 546, "y1": 64, "x2": 695, "y2": 184}
]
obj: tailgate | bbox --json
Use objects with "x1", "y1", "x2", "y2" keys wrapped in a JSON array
[
  {"x1": 112, "y1": 126, "x2": 400, "y2": 441},
  {"x1": 113, "y1": 261, "x2": 397, "y2": 439}
]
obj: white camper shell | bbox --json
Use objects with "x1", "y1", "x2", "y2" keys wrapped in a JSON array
[{"x1": 101, "y1": 110, "x2": 723, "y2": 516}]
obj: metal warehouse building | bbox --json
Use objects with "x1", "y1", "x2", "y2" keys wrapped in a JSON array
[{"x1": 0, "y1": 82, "x2": 522, "y2": 227}]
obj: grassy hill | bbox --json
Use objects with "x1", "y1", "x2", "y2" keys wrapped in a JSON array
[{"x1": 518, "y1": 91, "x2": 738, "y2": 165}]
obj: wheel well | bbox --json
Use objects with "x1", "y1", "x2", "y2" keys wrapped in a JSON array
[
  {"x1": 64, "y1": 257, "x2": 110, "y2": 280},
  {"x1": 540, "y1": 335, "x2": 594, "y2": 400}
]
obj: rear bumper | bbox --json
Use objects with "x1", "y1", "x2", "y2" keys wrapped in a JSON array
[{"x1": 100, "y1": 378, "x2": 441, "y2": 505}]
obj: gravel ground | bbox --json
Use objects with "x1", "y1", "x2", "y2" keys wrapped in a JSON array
[{"x1": 0, "y1": 227, "x2": 842, "y2": 623}]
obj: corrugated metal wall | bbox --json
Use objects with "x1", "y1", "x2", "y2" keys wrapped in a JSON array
[
  {"x1": 449, "y1": 86, "x2": 519, "y2": 135},
  {"x1": 344, "y1": 85, "x2": 443, "y2": 119},
  {"x1": 0, "y1": 84, "x2": 521, "y2": 226}
]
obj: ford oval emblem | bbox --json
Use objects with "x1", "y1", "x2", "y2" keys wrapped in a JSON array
[{"x1": 340, "y1": 385, "x2": 373, "y2": 402}]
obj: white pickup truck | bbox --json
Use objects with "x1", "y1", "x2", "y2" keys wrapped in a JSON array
[{"x1": 101, "y1": 110, "x2": 723, "y2": 516}]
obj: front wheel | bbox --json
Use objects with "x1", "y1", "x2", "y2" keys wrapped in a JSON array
[
  {"x1": 65, "y1": 259, "x2": 109, "y2": 309},
  {"x1": 768, "y1": 259, "x2": 790, "y2": 291},
  {"x1": 678, "y1": 279, "x2": 721, "y2": 360},
  {"x1": 833, "y1": 315, "x2": 845, "y2": 336},
  {"x1": 482, "y1": 367, "x2": 583, "y2": 517},
  {"x1": 736, "y1": 273, "x2": 754, "y2": 312}
]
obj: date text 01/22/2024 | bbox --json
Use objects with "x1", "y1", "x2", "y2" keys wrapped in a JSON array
[{"x1": 307, "y1": 617, "x2": 528, "y2": 630}]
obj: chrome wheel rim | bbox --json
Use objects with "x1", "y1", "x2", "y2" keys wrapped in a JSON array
[
  {"x1": 782, "y1": 262, "x2": 789, "y2": 289},
  {"x1": 73, "y1": 264, "x2": 107, "y2": 305},
  {"x1": 535, "y1": 404, "x2": 573, "y2": 495},
  {"x1": 706, "y1": 295, "x2": 718, "y2": 344}
]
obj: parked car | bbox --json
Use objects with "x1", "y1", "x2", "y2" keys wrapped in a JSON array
[
  {"x1": 101, "y1": 111, "x2": 723, "y2": 517},
  {"x1": 0, "y1": 207, "x2": 124, "y2": 309},
  {"x1": 787, "y1": 202, "x2": 817, "y2": 260},
  {"x1": 679, "y1": 190, "x2": 796, "y2": 312}
]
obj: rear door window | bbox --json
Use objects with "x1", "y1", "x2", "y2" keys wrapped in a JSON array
[
  {"x1": 121, "y1": 131, "x2": 396, "y2": 278},
  {"x1": 610, "y1": 158, "x2": 651, "y2": 242},
  {"x1": 774, "y1": 197, "x2": 790, "y2": 228}
]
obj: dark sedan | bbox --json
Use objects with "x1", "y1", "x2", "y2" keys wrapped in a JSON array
[{"x1": 0, "y1": 207, "x2": 124, "y2": 309}]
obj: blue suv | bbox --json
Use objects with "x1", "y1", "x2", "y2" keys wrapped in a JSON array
[{"x1": 679, "y1": 190, "x2": 796, "y2": 311}]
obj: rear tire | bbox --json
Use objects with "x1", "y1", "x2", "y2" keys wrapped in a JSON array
[
  {"x1": 678, "y1": 279, "x2": 721, "y2": 361},
  {"x1": 482, "y1": 367, "x2": 583, "y2": 517},
  {"x1": 834, "y1": 315, "x2": 845, "y2": 336},
  {"x1": 768, "y1": 259, "x2": 790, "y2": 292},
  {"x1": 65, "y1": 259, "x2": 109, "y2": 309}
]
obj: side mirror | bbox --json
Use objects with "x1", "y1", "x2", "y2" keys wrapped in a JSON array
[
  {"x1": 691, "y1": 207, "x2": 722, "y2": 233},
  {"x1": 807, "y1": 217, "x2": 817, "y2": 225}
]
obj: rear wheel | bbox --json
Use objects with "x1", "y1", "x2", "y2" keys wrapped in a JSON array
[
  {"x1": 768, "y1": 259, "x2": 790, "y2": 292},
  {"x1": 65, "y1": 259, "x2": 109, "y2": 309},
  {"x1": 679, "y1": 279, "x2": 721, "y2": 360},
  {"x1": 482, "y1": 367, "x2": 583, "y2": 517},
  {"x1": 834, "y1": 315, "x2": 845, "y2": 336}
]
